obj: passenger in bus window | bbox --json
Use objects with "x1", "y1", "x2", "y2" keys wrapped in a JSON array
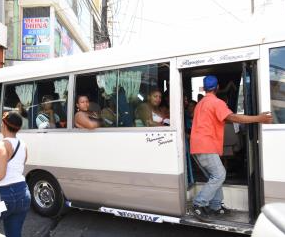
[
  {"x1": 101, "y1": 97, "x2": 116, "y2": 127},
  {"x1": 135, "y1": 89, "x2": 169, "y2": 127},
  {"x1": 74, "y1": 95, "x2": 101, "y2": 129},
  {"x1": 185, "y1": 99, "x2": 197, "y2": 186},
  {"x1": 16, "y1": 102, "x2": 29, "y2": 130},
  {"x1": 36, "y1": 95, "x2": 60, "y2": 129},
  {"x1": 185, "y1": 100, "x2": 197, "y2": 137},
  {"x1": 190, "y1": 75, "x2": 273, "y2": 222},
  {"x1": 160, "y1": 91, "x2": 170, "y2": 120}
]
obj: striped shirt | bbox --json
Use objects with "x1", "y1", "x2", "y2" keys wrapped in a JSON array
[{"x1": 36, "y1": 112, "x2": 60, "y2": 129}]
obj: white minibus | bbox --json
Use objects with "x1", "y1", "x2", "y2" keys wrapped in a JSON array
[{"x1": 0, "y1": 31, "x2": 285, "y2": 234}]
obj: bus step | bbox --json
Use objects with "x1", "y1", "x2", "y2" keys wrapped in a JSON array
[{"x1": 181, "y1": 211, "x2": 253, "y2": 235}]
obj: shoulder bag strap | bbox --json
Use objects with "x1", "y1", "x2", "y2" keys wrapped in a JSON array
[{"x1": 9, "y1": 140, "x2": 20, "y2": 162}]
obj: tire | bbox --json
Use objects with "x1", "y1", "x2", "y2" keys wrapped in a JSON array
[{"x1": 28, "y1": 172, "x2": 65, "y2": 217}]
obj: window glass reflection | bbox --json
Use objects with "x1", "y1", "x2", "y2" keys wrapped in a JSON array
[
  {"x1": 75, "y1": 62, "x2": 170, "y2": 128},
  {"x1": 3, "y1": 82, "x2": 34, "y2": 130},
  {"x1": 270, "y1": 47, "x2": 285, "y2": 123}
]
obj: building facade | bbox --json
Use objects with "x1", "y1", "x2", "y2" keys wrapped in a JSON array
[
  {"x1": 0, "y1": 0, "x2": 7, "y2": 68},
  {"x1": 4, "y1": 0, "x2": 109, "y2": 66},
  {"x1": 0, "y1": 22, "x2": 7, "y2": 68}
]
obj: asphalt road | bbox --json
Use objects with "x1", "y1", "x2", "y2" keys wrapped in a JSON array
[{"x1": 0, "y1": 208, "x2": 246, "y2": 237}]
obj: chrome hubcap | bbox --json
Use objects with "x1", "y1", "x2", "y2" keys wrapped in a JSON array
[{"x1": 33, "y1": 180, "x2": 55, "y2": 209}]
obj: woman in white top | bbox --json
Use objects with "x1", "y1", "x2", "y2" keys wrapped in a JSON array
[
  {"x1": 135, "y1": 89, "x2": 170, "y2": 127},
  {"x1": 0, "y1": 111, "x2": 31, "y2": 237}
]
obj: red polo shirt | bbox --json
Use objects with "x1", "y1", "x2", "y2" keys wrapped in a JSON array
[{"x1": 190, "y1": 93, "x2": 233, "y2": 156}]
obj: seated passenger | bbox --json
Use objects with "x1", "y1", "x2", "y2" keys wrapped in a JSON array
[
  {"x1": 16, "y1": 102, "x2": 29, "y2": 129},
  {"x1": 89, "y1": 101, "x2": 101, "y2": 115},
  {"x1": 185, "y1": 100, "x2": 197, "y2": 137},
  {"x1": 135, "y1": 89, "x2": 169, "y2": 127},
  {"x1": 101, "y1": 99, "x2": 116, "y2": 127},
  {"x1": 36, "y1": 95, "x2": 61, "y2": 129},
  {"x1": 160, "y1": 91, "x2": 170, "y2": 119},
  {"x1": 74, "y1": 95, "x2": 101, "y2": 129}
]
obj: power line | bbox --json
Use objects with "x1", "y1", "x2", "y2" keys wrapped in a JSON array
[
  {"x1": 127, "y1": 0, "x2": 140, "y2": 44},
  {"x1": 115, "y1": 3, "x2": 268, "y2": 28},
  {"x1": 120, "y1": 0, "x2": 139, "y2": 45},
  {"x1": 211, "y1": 0, "x2": 243, "y2": 23},
  {"x1": 4, "y1": 1, "x2": 272, "y2": 48},
  {"x1": 4, "y1": 2, "x2": 126, "y2": 39}
]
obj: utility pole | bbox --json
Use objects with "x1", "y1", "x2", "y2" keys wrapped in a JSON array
[
  {"x1": 251, "y1": 0, "x2": 254, "y2": 14},
  {"x1": 101, "y1": 0, "x2": 110, "y2": 47}
]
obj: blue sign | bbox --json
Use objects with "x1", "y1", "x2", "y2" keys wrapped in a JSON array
[{"x1": 22, "y1": 17, "x2": 50, "y2": 60}]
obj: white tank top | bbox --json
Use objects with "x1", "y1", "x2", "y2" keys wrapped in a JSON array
[{"x1": 0, "y1": 137, "x2": 26, "y2": 186}]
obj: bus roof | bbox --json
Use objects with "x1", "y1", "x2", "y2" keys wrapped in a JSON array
[{"x1": 0, "y1": 18, "x2": 285, "y2": 83}]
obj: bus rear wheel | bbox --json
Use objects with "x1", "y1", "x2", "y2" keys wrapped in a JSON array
[{"x1": 28, "y1": 173, "x2": 65, "y2": 217}]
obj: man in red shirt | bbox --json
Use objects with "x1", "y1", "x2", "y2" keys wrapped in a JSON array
[{"x1": 190, "y1": 75, "x2": 273, "y2": 221}]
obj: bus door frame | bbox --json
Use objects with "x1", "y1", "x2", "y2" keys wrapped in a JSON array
[
  {"x1": 258, "y1": 41, "x2": 285, "y2": 210},
  {"x1": 242, "y1": 61, "x2": 262, "y2": 223},
  {"x1": 176, "y1": 45, "x2": 260, "y2": 213}
]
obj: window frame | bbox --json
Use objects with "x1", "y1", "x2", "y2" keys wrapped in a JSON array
[
  {"x1": 72, "y1": 59, "x2": 174, "y2": 132},
  {"x1": 1, "y1": 73, "x2": 71, "y2": 133},
  {"x1": 260, "y1": 41, "x2": 285, "y2": 130}
]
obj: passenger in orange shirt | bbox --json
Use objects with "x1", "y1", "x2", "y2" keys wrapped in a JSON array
[{"x1": 190, "y1": 75, "x2": 273, "y2": 221}]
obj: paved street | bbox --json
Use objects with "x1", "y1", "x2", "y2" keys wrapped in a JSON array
[{"x1": 0, "y1": 208, "x2": 246, "y2": 237}]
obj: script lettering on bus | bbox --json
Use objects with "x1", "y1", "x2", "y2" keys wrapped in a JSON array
[
  {"x1": 145, "y1": 134, "x2": 174, "y2": 146},
  {"x1": 146, "y1": 136, "x2": 164, "y2": 143},
  {"x1": 179, "y1": 50, "x2": 257, "y2": 68},
  {"x1": 158, "y1": 139, "x2": 173, "y2": 146},
  {"x1": 181, "y1": 59, "x2": 206, "y2": 67}
]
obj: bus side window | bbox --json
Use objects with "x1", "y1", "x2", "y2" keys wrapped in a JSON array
[
  {"x1": 3, "y1": 82, "x2": 34, "y2": 130},
  {"x1": 75, "y1": 71, "x2": 117, "y2": 128},
  {"x1": 34, "y1": 78, "x2": 68, "y2": 129},
  {"x1": 130, "y1": 63, "x2": 170, "y2": 127},
  {"x1": 270, "y1": 46, "x2": 285, "y2": 124},
  {"x1": 74, "y1": 62, "x2": 170, "y2": 128}
]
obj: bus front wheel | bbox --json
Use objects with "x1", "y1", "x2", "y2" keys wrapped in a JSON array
[{"x1": 28, "y1": 173, "x2": 65, "y2": 217}]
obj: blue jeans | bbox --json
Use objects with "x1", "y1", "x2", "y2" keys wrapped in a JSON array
[
  {"x1": 193, "y1": 154, "x2": 226, "y2": 210},
  {"x1": 0, "y1": 181, "x2": 31, "y2": 237}
]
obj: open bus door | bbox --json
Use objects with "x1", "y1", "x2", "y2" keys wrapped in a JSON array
[{"x1": 242, "y1": 61, "x2": 262, "y2": 223}]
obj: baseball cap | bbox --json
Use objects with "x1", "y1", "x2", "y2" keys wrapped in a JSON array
[{"x1": 203, "y1": 75, "x2": 218, "y2": 91}]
